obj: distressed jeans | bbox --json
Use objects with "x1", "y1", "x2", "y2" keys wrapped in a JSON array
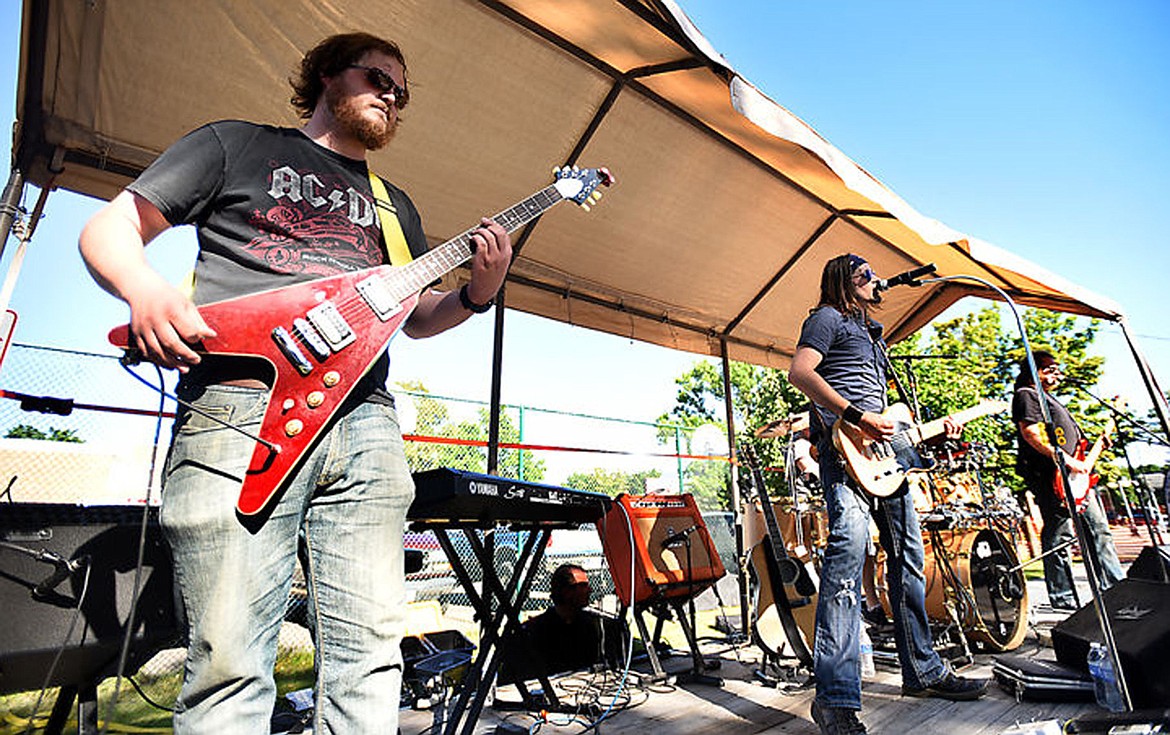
[
  {"x1": 813, "y1": 448, "x2": 946, "y2": 710},
  {"x1": 161, "y1": 384, "x2": 413, "y2": 735}
]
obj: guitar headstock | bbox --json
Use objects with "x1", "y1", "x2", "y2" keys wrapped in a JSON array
[{"x1": 552, "y1": 165, "x2": 615, "y2": 210}]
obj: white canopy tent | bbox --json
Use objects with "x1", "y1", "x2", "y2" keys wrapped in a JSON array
[
  {"x1": 5, "y1": 0, "x2": 1168, "y2": 657},
  {"x1": 4, "y1": 1, "x2": 1167, "y2": 459}
]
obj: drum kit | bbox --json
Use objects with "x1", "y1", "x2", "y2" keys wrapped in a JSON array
[{"x1": 747, "y1": 413, "x2": 1031, "y2": 657}]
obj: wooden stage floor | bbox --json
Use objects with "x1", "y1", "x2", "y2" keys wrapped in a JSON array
[
  {"x1": 400, "y1": 592, "x2": 1105, "y2": 735},
  {"x1": 399, "y1": 525, "x2": 1167, "y2": 735}
]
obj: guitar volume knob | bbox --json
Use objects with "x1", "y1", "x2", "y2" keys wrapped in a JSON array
[
  {"x1": 284, "y1": 419, "x2": 304, "y2": 437},
  {"x1": 306, "y1": 391, "x2": 325, "y2": 408}
]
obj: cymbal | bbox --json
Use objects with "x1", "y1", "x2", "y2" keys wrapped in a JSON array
[{"x1": 754, "y1": 412, "x2": 809, "y2": 438}]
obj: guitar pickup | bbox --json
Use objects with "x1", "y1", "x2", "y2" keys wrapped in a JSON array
[
  {"x1": 305, "y1": 302, "x2": 355, "y2": 351},
  {"x1": 292, "y1": 318, "x2": 331, "y2": 361},
  {"x1": 356, "y1": 275, "x2": 403, "y2": 321}
]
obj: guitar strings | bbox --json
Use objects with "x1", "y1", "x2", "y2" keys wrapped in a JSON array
[{"x1": 311, "y1": 185, "x2": 562, "y2": 331}]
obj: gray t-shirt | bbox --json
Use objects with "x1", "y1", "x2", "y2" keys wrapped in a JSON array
[
  {"x1": 128, "y1": 120, "x2": 430, "y2": 400},
  {"x1": 796, "y1": 306, "x2": 888, "y2": 441},
  {"x1": 128, "y1": 120, "x2": 428, "y2": 305}
]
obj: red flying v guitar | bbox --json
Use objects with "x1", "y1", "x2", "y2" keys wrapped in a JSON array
[{"x1": 110, "y1": 166, "x2": 614, "y2": 515}]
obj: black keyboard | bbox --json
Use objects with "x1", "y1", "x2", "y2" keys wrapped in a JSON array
[{"x1": 408, "y1": 468, "x2": 611, "y2": 528}]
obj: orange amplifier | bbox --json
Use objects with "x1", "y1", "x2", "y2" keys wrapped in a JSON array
[{"x1": 598, "y1": 493, "x2": 725, "y2": 606}]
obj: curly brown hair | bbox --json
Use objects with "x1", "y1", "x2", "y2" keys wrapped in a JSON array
[{"x1": 289, "y1": 32, "x2": 409, "y2": 119}]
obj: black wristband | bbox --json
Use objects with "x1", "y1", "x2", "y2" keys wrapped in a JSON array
[
  {"x1": 459, "y1": 284, "x2": 494, "y2": 313},
  {"x1": 842, "y1": 405, "x2": 864, "y2": 425}
]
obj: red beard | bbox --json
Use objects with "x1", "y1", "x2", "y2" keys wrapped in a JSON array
[{"x1": 326, "y1": 85, "x2": 397, "y2": 151}]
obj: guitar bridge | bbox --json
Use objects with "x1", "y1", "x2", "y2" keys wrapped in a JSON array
[
  {"x1": 305, "y1": 302, "x2": 355, "y2": 351},
  {"x1": 272, "y1": 327, "x2": 313, "y2": 375}
]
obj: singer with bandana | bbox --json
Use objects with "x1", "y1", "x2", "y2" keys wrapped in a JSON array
[{"x1": 789, "y1": 254, "x2": 988, "y2": 735}]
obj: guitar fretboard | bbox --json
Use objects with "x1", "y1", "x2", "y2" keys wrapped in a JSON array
[{"x1": 379, "y1": 184, "x2": 563, "y2": 300}]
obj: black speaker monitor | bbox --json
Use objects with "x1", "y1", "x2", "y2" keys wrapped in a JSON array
[
  {"x1": 0, "y1": 504, "x2": 180, "y2": 696},
  {"x1": 1050, "y1": 578, "x2": 1170, "y2": 709}
]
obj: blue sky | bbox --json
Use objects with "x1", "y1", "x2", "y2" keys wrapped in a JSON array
[{"x1": 1, "y1": 2, "x2": 1168, "y2": 465}]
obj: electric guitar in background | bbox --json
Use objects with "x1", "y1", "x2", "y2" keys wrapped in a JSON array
[
  {"x1": 1055, "y1": 409, "x2": 1118, "y2": 512},
  {"x1": 833, "y1": 399, "x2": 1008, "y2": 498},
  {"x1": 110, "y1": 166, "x2": 614, "y2": 515}
]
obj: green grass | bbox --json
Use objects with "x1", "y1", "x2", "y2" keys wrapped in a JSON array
[{"x1": 0, "y1": 650, "x2": 317, "y2": 734}]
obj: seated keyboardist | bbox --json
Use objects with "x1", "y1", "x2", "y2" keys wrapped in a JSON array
[{"x1": 500, "y1": 564, "x2": 626, "y2": 683}]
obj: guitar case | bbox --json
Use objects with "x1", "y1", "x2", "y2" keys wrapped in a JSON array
[{"x1": 991, "y1": 653, "x2": 1094, "y2": 703}]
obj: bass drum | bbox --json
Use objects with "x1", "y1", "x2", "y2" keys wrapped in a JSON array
[{"x1": 878, "y1": 527, "x2": 1028, "y2": 652}]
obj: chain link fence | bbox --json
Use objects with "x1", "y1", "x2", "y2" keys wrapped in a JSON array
[{"x1": 0, "y1": 343, "x2": 736, "y2": 729}]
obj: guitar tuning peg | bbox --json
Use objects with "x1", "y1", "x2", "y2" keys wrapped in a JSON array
[
  {"x1": 580, "y1": 203, "x2": 591, "y2": 212},
  {"x1": 572, "y1": 165, "x2": 580, "y2": 172},
  {"x1": 590, "y1": 191, "x2": 602, "y2": 202}
]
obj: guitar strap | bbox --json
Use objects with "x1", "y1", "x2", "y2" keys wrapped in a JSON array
[
  {"x1": 868, "y1": 318, "x2": 917, "y2": 419},
  {"x1": 368, "y1": 171, "x2": 414, "y2": 266}
]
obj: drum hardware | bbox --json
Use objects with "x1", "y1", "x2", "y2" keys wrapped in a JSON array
[{"x1": 875, "y1": 526, "x2": 1029, "y2": 653}]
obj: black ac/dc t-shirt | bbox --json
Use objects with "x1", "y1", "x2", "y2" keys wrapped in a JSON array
[{"x1": 128, "y1": 120, "x2": 430, "y2": 399}]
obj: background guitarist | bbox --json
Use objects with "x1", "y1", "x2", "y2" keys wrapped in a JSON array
[
  {"x1": 1012, "y1": 351, "x2": 1124, "y2": 611},
  {"x1": 789, "y1": 254, "x2": 987, "y2": 735},
  {"x1": 79, "y1": 33, "x2": 512, "y2": 735}
]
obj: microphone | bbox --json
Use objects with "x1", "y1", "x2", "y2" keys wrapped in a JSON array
[
  {"x1": 33, "y1": 551, "x2": 86, "y2": 599},
  {"x1": 876, "y1": 263, "x2": 937, "y2": 291},
  {"x1": 662, "y1": 524, "x2": 698, "y2": 549}
]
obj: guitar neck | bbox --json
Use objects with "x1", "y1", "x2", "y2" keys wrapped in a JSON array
[
  {"x1": 909, "y1": 402, "x2": 1002, "y2": 445},
  {"x1": 378, "y1": 183, "x2": 563, "y2": 300},
  {"x1": 1082, "y1": 419, "x2": 1116, "y2": 470}
]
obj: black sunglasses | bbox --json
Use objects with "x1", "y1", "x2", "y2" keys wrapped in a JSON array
[
  {"x1": 852, "y1": 267, "x2": 876, "y2": 285},
  {"x1": 348, "y1": 65, "x2": 409, "y2": 108}
]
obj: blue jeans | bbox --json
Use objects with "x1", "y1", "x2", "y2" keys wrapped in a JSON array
[
  {"x1": 161, "y1": 384, "x2": 413, "y2": 735},
  {"x1": 1038, "y1": 491, "x2": 1124, "y2": 607},
  {"x1": 813, "y1": 449, "x2": 946, "y2": 710}
]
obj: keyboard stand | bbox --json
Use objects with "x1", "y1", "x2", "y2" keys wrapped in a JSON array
[{"x1": 428, "y1": 526, "x2": 561, "y2": 735}]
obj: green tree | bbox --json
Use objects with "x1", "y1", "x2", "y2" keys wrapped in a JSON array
[
  {"x1": 655, "y1": 360, "x2": 805, "y2": 505},
  {"x1": 5, "y1": 424, "x2": 83, "y2": 443},
  {"x1": 398, "y1": 382, "x2": 545, "y2": 481},
  {"x1": 563, "y1": 467, "x2": 661, "y2": 497}
]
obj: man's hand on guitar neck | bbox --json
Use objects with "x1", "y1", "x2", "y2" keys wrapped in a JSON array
[{"x1": 1060, "y1": 450, "x2": 1092, "y2": 476}]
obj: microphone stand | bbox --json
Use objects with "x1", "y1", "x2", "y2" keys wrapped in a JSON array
[{"x1": 920, "y1": 274, "x2": 1133, "y2": 712}]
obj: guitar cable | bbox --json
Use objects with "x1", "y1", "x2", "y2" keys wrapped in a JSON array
[
  {"x1": 98, "y1": 362, "x2": 170, "y2": 735},
  {"x1": 120, "y1": 360, "x2": 280, "y2": 454}
]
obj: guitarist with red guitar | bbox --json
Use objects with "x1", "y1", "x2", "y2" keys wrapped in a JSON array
[
  {"x1": 1012, "y1": 351, "x2": 1124, "y2": 612},
  {"x1": 78, "y1": 33, "x2": 529, "y2": 735}
]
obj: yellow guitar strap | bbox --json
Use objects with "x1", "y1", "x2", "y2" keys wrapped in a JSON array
[{"x1": 368, "y1": 171, "x2": 414, "y2": 266}]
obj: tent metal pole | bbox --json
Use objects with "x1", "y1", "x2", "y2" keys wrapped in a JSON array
[
  {"x1": 0, "y1": 168, "x2": 24, "y2": 263},
  {"x1": 486, "y1": 285, "x2": 506, "y2": 475},
  {"x1": 720, "y1": 339, "x2": 751, "y2": 638},
  {"x1": 1117, "y1": 315, "x2": 1170, "y2": 443}
]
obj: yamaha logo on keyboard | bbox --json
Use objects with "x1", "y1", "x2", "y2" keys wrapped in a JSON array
[{"x1": 468, "y1": 480, "x2": 499, "y2": 496}]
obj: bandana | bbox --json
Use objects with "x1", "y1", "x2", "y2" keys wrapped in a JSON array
[{"x1": 847, "y1": 253, "x2": 867, "y2": 271}]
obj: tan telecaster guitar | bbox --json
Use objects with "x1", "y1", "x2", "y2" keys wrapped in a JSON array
[
  {"x1": 109, "y1": 166, "x2": 614, "y2": 515},
  {"x1": 1055, "y1": 413, "x2": 1117, "y2": 512},
  {"x1": 833, "y1": 399, "x2": 1008, "y2": 497}
]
